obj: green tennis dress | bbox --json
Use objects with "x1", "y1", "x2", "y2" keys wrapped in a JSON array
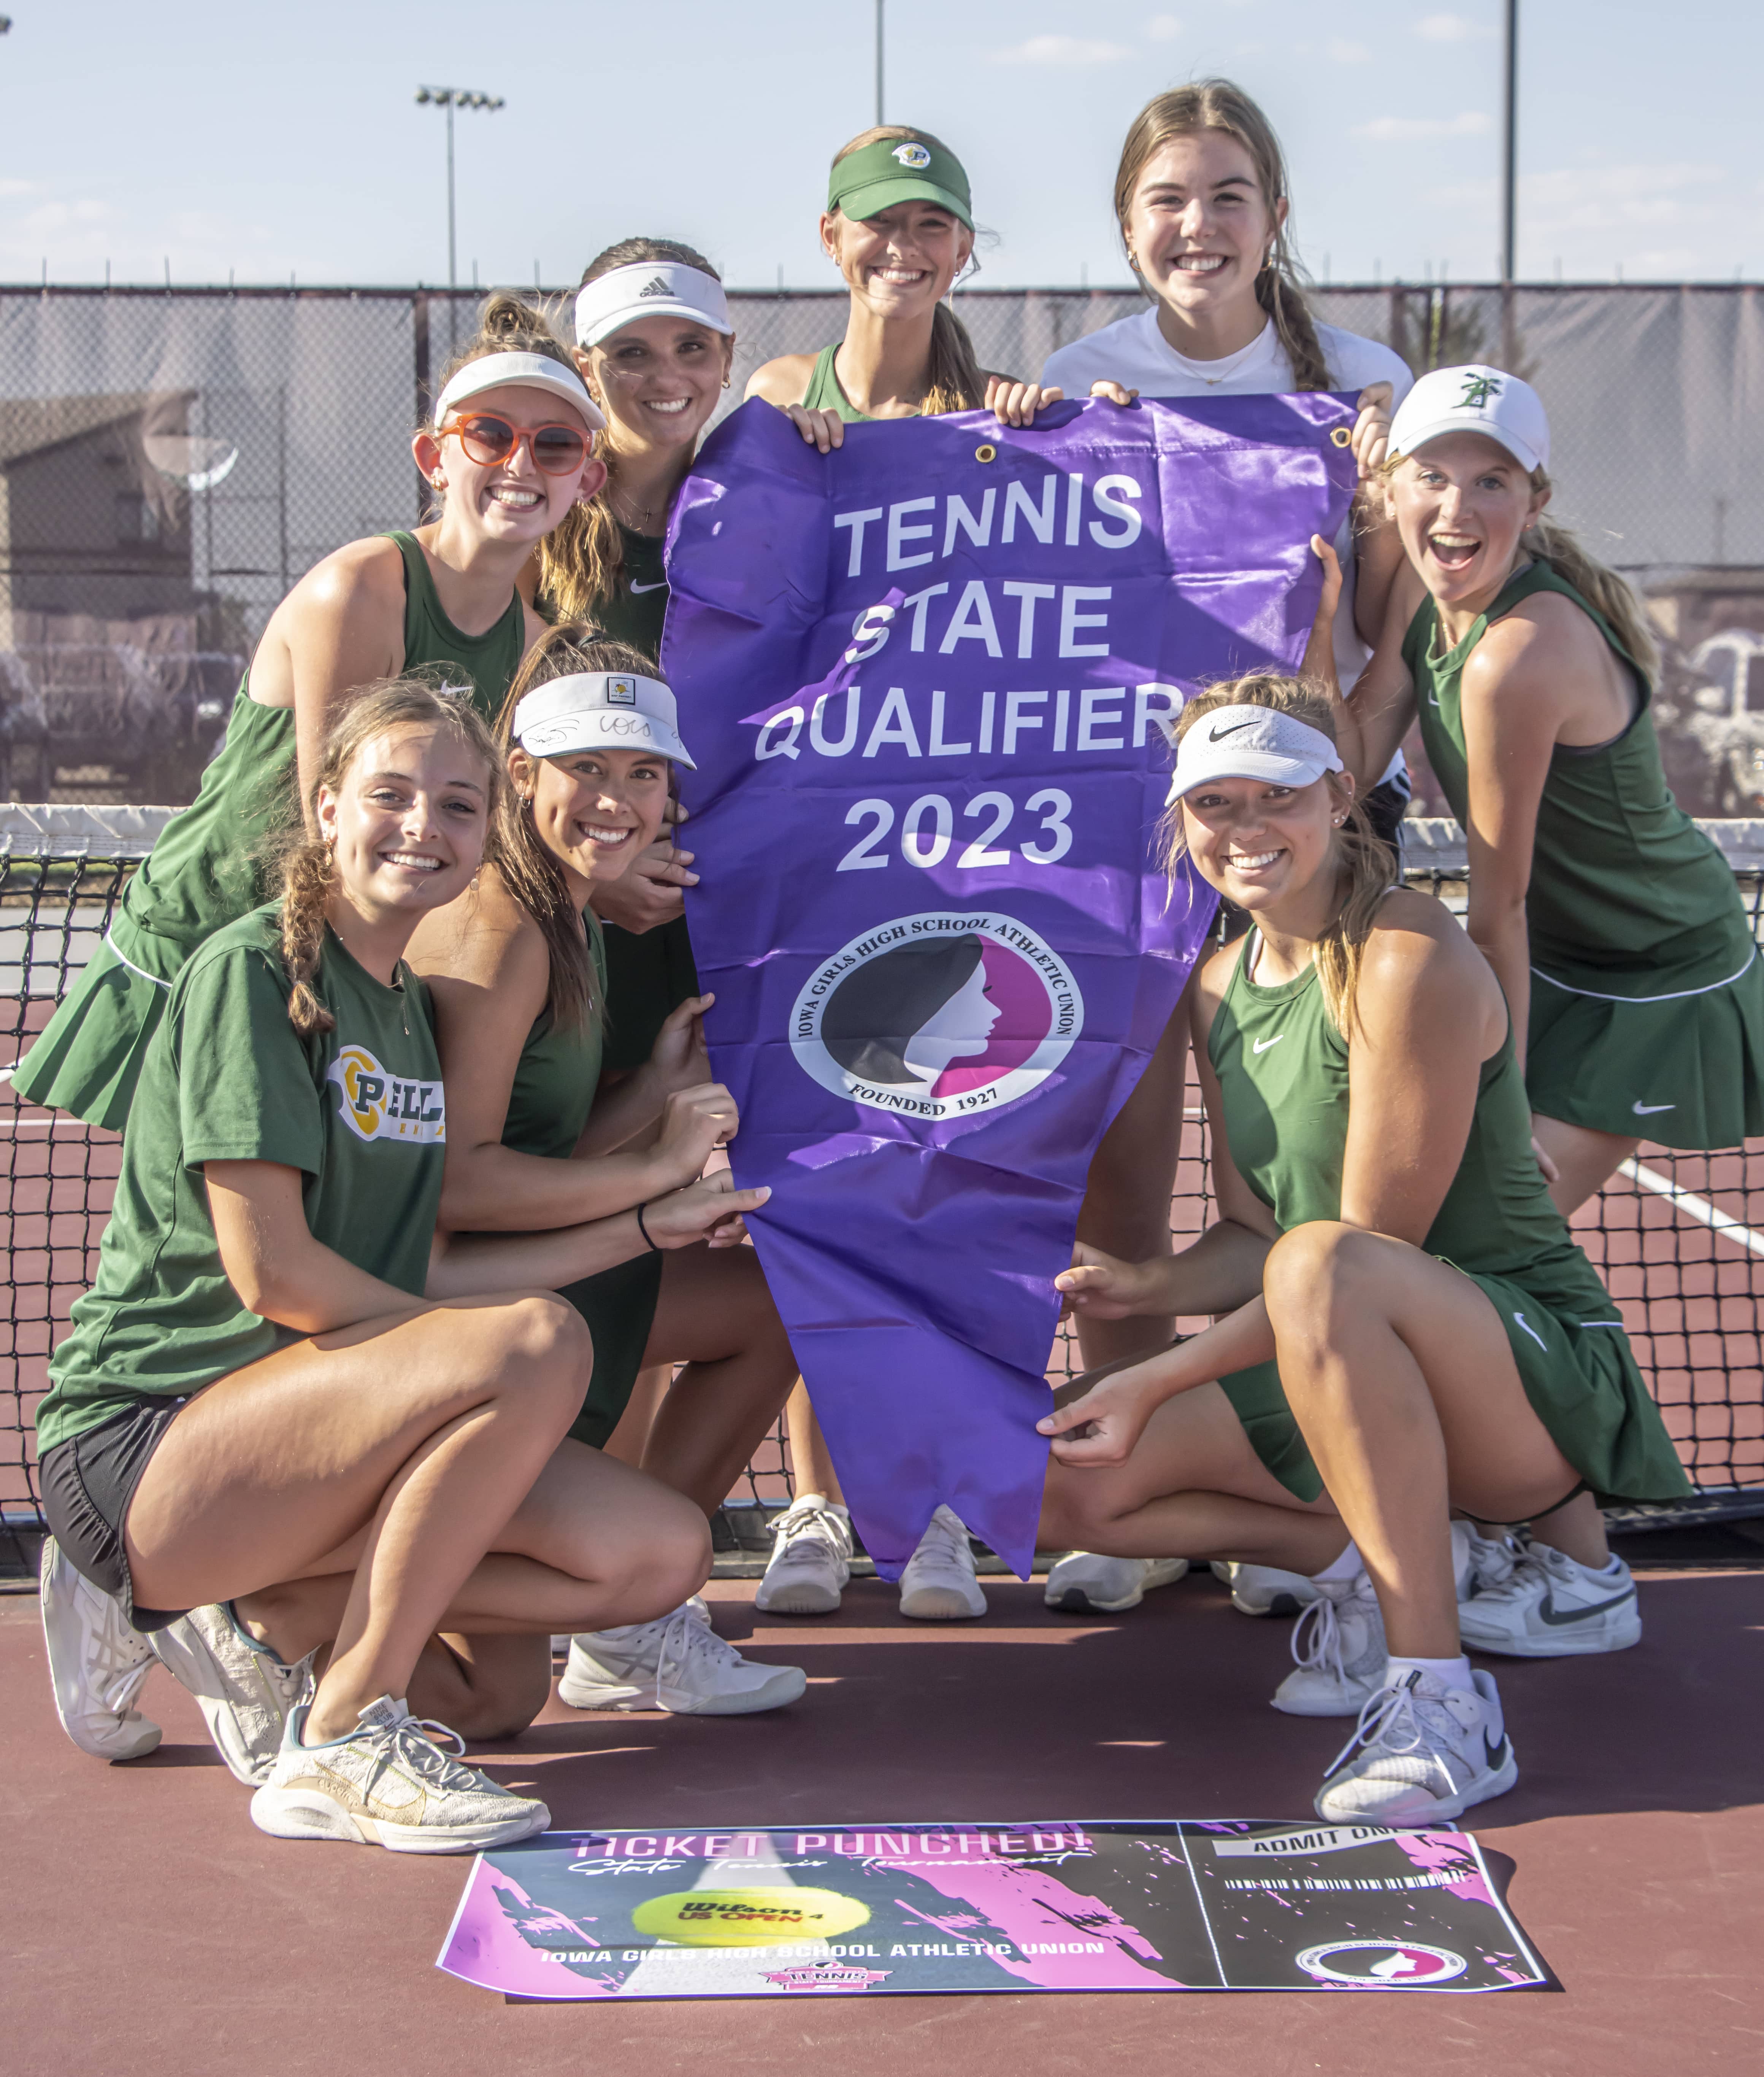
[
  {"x1": 498, "y1": 921, "x2": 663, "y2": 1447},
  {"x1": 579, "y1": 521, "x2": 701, "y2": 1075},
  {"x1": 1206, "y1": 931, "x2": 1689, "y2": 1508},
  {"x1": 802, "y1": 342, "x2": 881, "y2": 425},
  {"x1": 36, "y1": 906, "x2": 447, "y2": 1455},
  {"x1": 1406, "y1": 561, "x2": 1764, "y2": 1147},
  {"x1": 11, "y1": 532, "x2": 526, "y2": 1131}
]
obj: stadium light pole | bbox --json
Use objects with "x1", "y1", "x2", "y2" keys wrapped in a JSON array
[
  {"x1": 415, "y1": 86, "x2": 505, "y2": 291},
  {"x1": 1499, "y1": 0, "x2": 1518, "y2": 285},
  {"x1": 876, "y1": 0, "x2": 885, "y2": 127}
]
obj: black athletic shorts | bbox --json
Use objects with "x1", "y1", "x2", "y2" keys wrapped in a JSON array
[{"x1": 38, "y1": 1398, "x2": 191, "y2": 1632}]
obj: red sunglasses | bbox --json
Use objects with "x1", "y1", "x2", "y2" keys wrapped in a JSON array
[{"x1": 438, "y1": 412, "x2": 593, "y2": 475}]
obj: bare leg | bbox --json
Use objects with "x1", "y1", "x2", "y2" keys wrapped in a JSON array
[
  {"x1": 1264, "y1": 1222, "x2": 1588, "y2": 1659},
  {"x1": 784, "y1": 1383, "x2": 845, "y2": 1504},
  {"x1": 125, "y1": 1293, "x2": 709, "y2": 1742},
  {"x1": 603, "y1": 1364, "x2": 674, "y2": 1469},
  {"x1": 1072, "y1": 1002, "x2": 1191, "y2": 1367},
  {"x1": 636, "y1": 1245, "x2": 799, "y2": 1517},
  {"x1": 1532, "y1": 1114, "x2": 1639, "y2": 1219},
  {"x1": 1040, "y1": 1380, "x2": 1348, "y2": 1574}
]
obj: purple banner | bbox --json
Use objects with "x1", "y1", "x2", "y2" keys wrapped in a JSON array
[
  {"x1": 665, "y1": 394, "x2": 1356, "y2": 1574},
  {"x1": 435, "y1": 1821, "x2": 1549, "y2": 1999}
]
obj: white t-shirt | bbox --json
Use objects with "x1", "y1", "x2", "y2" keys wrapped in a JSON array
[{"x1": 1042, "y1": 313, "x2": 1415, "y2": 783}]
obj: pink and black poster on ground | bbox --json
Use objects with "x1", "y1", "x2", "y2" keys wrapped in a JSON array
[{"x1": 436, "y1": 1820, "x2": 1550, "y2": 2000}]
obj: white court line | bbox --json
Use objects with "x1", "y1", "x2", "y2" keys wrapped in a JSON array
[{"x1": 1621, "y1": 1159, "x2": 1764, "y2": 1261}]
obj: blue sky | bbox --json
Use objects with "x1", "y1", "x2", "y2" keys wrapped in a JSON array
[{"x1": 4, "y1": 0, "x2": 1757, "y2": 289}]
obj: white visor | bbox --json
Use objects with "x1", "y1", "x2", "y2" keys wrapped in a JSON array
[
  {"x1": 432, "y1": 350, "x2": 604, "y2": 433},
  {"x1": 513, "y1": 671, "x2": 696, "y2": 770},
  {"x1": 575, "y1": 262, "x2": 734, "y2": 349},
  {"x1": 1166, "y1": 704, "x2": 1344, "y2": 804}
]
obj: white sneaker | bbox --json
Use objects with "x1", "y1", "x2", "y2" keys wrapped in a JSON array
[
  {"x1": 1209, "y1": 1559, "x2": 1321, "y2": 1618},
  {"x1": 898, "y1": 1505, "x2": 988, "y2": 1620},
  {"x1": 250, "y1": 1696, "x2": 548, "y2": 1853},
  {"x1": 38, "y1": 1536, "x2": 161, "y2": 1760},
  {"x1": 1456, "y1": 1542, "x2": 1641, "y2": 1658},
  {"x1": 1315, "y1": 1668, "x2": 1518, "y2": 1823},
  {"x1": 754, "y1": 1496, "x2": 853, "y2": 1616},
  {"x1": 1271, "y1": 1572, "x2": 1387, "y2": 1717},
  {"x1": 1451, "y1": 1518, "x2": 1523, "y2": 1601},
  {"x1": 151, "y1": 1602, "x2": 316, "y2": 1785},
  {"x1": 1044, "y1": 1552, "x2": 1187, "y2": 1614},
  {"x1": 559, "y1": 1601, "x2": 806, "y2": 1714}
]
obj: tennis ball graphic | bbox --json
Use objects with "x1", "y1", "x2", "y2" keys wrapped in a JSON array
[{"x1": 631, "y1": 1887, "x2": 871, "y2": 1948}]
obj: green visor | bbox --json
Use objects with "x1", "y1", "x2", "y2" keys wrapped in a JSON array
[{"x1": 827, "y1": 135, "x2": 973, "y2": 228}]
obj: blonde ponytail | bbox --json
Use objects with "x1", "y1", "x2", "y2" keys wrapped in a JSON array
[
  {"x1": 1526, "y1": 479, "x2": 1660, "y2": 682},
  {"x1": 1165, "y1": 676, "x2": 1397, "y2": 1036}
]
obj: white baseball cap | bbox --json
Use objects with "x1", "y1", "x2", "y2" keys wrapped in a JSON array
[
  {"x1": 1388, "y1": 363, "x2": 1550, "y2": 475},
  {"x1": 574, "y1": 262, "x2": 734, "y2": 350},
  {"x1": 432, "y1": 350, "x2": 605, "y2": 433},
  {"x1": 512, "y1": 671, "x2": 696, "y2": 769},
  {"x1": 1166, "y1": 703, "x2": 1344, "y2": 803}
]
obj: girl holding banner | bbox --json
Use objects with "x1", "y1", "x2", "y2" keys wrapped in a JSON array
[
  {"x1": 746, "y1": 124, "x2": 1057, "y2": 439},
  {"x1": 744, "y1": 124, "x2": 1065, "y2": 1621},
  {"x1": 1038, "y1": 678, "x2": 1688, "y2": 1823},
  {"x1": 36, "y1": 680, "x2": 763, "y2": 1846},
  {"x1": 406, "y1": 628, "x2": 806, "y2": 1717},
  {"x1": 1038, "y1": 80, "x2": 1415, "y2": 1618},
  {"x1": 1335, "y1": 364, "x2": 1764, "y2": 1653},
  {"x1": 14, "y1": 296, "x2": 601, "y2": 1132}
]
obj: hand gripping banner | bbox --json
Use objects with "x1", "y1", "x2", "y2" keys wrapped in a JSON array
[{"x1": 664, "y1": 394, "x2": 1357, "y2": 1576}]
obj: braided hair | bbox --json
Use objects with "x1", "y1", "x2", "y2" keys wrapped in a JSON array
[{"x1": 273, "y1": 678, "x2": 503, "y2": 1037}]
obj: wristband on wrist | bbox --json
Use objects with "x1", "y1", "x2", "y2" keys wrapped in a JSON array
[{"x1": 635, "y1": 1200, "x2": 660, "y2": 1253}]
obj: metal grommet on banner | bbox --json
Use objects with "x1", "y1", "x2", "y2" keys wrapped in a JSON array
[
  {"x1": 1329, "y1": 426, "x2": 1353, "y2": 448},
  {"x1": 974, "y1": 443, "x2": 997, "y2": 462}
]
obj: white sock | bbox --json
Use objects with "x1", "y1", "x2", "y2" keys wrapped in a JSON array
[
  {"x1": 1310, "y1": 1540, "x2": 1364, "y2": 1586},
  {"x1": 1385, "y1": 1653, "x2": 1476, "y2": 1697}
]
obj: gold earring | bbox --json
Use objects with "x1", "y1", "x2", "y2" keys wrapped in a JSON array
[{"x1": 431, "y1": 473, "x2": 444, "y2": 489}]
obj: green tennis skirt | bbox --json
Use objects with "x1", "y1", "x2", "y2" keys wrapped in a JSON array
[
  {"x1": 562, "y1": 1251, "x2": 665, "y2": 1449},
  {"x1": 1526, "y1": 949, "x2": 1764, "y2": 1148},
  {"x1": 9, "y1": 918, "x2": 184, "y2": 1132},
  {"x1": 1220, "y1": 1262, "x2": 1690, "y2": 1511}
]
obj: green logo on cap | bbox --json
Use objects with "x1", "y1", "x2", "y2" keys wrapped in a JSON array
[{"x1": 1458, "y1": 373, "x2": 1504, "y2": 409}]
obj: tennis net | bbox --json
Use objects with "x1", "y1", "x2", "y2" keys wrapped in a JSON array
[{"x1": 1, "y1": 808, "x2": 1759, "y2": 1559}]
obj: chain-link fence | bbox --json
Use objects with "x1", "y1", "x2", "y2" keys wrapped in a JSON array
[{"x1": 1, "y1": 281, "x2": 1761, "y2": 811}]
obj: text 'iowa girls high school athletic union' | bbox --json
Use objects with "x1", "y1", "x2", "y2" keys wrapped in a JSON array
[{"x1": 664, "y1": 393, "x2": 1358, "y2": 1576}]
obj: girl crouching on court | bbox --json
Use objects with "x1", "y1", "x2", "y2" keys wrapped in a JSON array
[
  {"x1": 1038, "y1": 679, "x2": 1688, "y2": 1822},
  {"x1": 406, "y1": 628, "x2": 805, "y2": 1717},
  {"x1": 35, "y1": 681, "x2": 765, "y2": 1851}
]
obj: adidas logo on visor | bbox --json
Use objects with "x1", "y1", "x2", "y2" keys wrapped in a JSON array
[{"x1": 638, "y1": 275, "x2": 673, "y2": 299}]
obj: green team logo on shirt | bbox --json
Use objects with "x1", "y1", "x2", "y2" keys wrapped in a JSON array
[
  {"x1": 326, "y1": 1045, "x2": 446, "y2": 1145},
  {"x1": 1458, "y1": 373, "x2": 1503, "y2": 409}
]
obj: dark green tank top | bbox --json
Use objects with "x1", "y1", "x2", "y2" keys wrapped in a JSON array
[
  {"x1": 500, "y1": 922, "x2": 608, "y2": 1162},
  {"x1": 802, "y1": 342, "x2": 881, "y2": 424},
  {"x1": 583, "y1": 523, "x2": 668, "y2": 664},
  {"x1": 117, "y1": 532, "x2": 527, "y2": 967},
  {"x1": 1405, "y1": 561, "x2": 1752, "y2": 997},
  {"x1": 1209, "y1": 931, "x2": 1619, "y2": 1317}
]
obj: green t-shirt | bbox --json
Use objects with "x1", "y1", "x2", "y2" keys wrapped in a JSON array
[
  {"x1": 36, "y1": 906, "x2": 447, "y2": 1452},
  {"x1": 582, "y1": 523, "x2": 668, "y2": 664},
  {"x1": 802, "y1": 341, "x2": 883, "y2": 424}
]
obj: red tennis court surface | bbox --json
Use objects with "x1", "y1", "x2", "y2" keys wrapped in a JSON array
[{"x1": 6, "y1": 1564, "x2": 1761, "y2": 2077}]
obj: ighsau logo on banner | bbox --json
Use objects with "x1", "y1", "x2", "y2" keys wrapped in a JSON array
[{"x1": 791, "y1": 911, "x2": 1082, "y2": 1122}]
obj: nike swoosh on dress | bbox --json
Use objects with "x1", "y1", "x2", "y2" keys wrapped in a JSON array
[
  {"x1": 1631, "y1": 1100, "x2": 1675, "y2": 1115},
  {"x1": 629, "y1": 581, "x2": 667, "y2": 594},
  {"x1": 1252, "y1": 1035, "x2": 1285, "y2": 1054}
]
